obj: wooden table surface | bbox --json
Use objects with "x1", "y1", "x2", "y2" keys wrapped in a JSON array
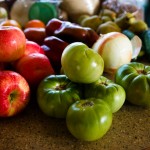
[{"x1": 0, "y1": 91, "x2": 150, "y2": 150}]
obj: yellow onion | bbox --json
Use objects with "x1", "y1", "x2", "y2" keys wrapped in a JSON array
[{"x1": 92, "y1": 32, "x2": 141, "y2": 74}]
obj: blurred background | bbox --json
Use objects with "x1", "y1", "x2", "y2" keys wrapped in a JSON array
[{"x1": 0, "y1": 0, "x2": 149, "y2": 27}]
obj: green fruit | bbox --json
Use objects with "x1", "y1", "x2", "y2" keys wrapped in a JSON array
[
  {"x1": 77, "y1": 14, "x2": 90, "y2": 25},
  {"x1": 37, "y1": 74, "x2": 82, "y2": 118},
  {"x1": 0, "y1": 7, "x2": 8, "y2": 19},
  {"x1": 115, "y1": 12, "x2": 136, "y2": 30},
  {"x1": 138, "y1": 29, "x2": 150, "y2": 60},
  {"x1": 81, "y1": 15, "x2": 102, "y2": 31},
  {"x1": 122, "y1": 29, "x2": 135, "y2": 40},
  {"x1": 100, "y1": 9, "x2": 116, "y2": 21},
  {"x1": 101, "y1": 16, "x2": 112, "y2": 23},
  {"x1": 66, "y1": 98, "x2": 112, "y2": 141},
  {"x1": 128, "y1": 20, "x2": 148, "y2": 34},
  {"x1": 84, "y1": 76, "x2": 126, "y2": 113},
  {"x1": 115, "y1": 62, "x2": 150, "y2": 108},
  {"x1": 61, "y1": 42, "x2": 104, "y2": 83},
  {"x1": 97, "y1": 21, "x2": 121, "y2": 34}
]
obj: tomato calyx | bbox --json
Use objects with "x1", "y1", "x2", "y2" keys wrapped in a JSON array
[
  {"x1": 97, "y1": 80, "x2": 108, "y2": 86},
  {"x1": 55, "y1": 84, "x2": 67, "y2": 90},
  {"x1": 101, "y1": 81, "x2": 108, "y2": 86},
  {"x1": 137, "y1": 69, "x2": 147, "y2": 75},
  {"x1": 81, "y1": 101, "x2": 94, "y2": 107}
]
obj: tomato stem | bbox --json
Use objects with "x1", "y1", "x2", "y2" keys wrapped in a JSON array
[
  {"x1": 137, "y1": 69, "x2": 147, "y2": 75},
  {"x1": 55, "y1": 84, "x2": 66, "y2": 90},
  {"x1": 81, "y1": 101, "x2": 94, "y2": 107}
]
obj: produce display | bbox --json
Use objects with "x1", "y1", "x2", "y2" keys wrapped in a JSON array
[{"x1": 0, "y1": 0, "x2": 150, "y2": 143}]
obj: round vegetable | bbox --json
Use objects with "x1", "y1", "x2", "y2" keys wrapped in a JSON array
[
  {"x1": 115, "y1": 62, "x2": 150, "y2": 107},
  {"x1": 92, "y1": 32, "x2": 133, "y2": 74},
  {"x1": 66, "y1": 98, "x2": 112, "y2": 141},
  {"x1": 37, "y1": 74, "x2": 82, "y2": 118},
  {"x1": 84, "y1": 76, "x2": 126, "y2": 113},
  {"x1": 61, "y1": 42, "x2": 104, "y2": 83}
]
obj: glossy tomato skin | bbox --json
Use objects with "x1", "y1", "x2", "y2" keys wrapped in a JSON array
[
  {"x1": 37, "y1": 75, "x2": 83, "y2": 118},
  {"x1": 115, "y1": 62, "x2": 150, "y2": 107},
  {"x1": 61, "y1": 42, "x2": 104, "y2": 83},
  {"x1": 84, "y1": 76, "x2": 126, "y2": 113},
  {"x1": 66, "y1": 98, "x2": 112, "y2": 141}
]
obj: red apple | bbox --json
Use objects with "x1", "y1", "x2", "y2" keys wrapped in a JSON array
[
  {"x1": 41, "y1": 36, "x2": 68, "y2": 74},
  {"x1": 11, "y1": 40, "x2": 45, "y2": 69},
  {"x1": 0, "y1": 26, "x2": 26, "y2": 62},
  {"x1": 0, "y1": 71, "x2": 30, "y2": 117},
  {"x1": 15, "y1": 53, "x2": 55, "y2": 87},
  {"x1": 24, "y1": 40, "x2": 45, "y2": 56}
]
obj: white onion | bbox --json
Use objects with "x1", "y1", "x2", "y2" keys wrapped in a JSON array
[{"x1": 92, "y1": 32, "x2": 133, "y2": 74}]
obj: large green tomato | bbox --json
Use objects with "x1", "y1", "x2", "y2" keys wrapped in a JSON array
[
  {"x1": 84, "y1": 76, "x2": 126, "y2": 113},
  {"x1": 115, "y1": 62, "x2": 150, "y2": 107},
  {"x1": 37, "y1": 74, "x2": 83, "y2": 118},
  {"x1": 61, "y1": 42, "x2": 104, "y2": 83},
  {"x1": 66, "y1": 98, "x2": 112, "y2": 141}
]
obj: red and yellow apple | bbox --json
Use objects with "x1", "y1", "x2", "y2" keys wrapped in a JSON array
[
  {"x1": 23, "y1": 40, "x2": 45, "y2": 56},
  {"x1": 14, "y1": 53, "x2": 55, "y2": 87},
  {"x1": 0, "y1": 71, "x2": 30, "y2": 117},
  {"x1": 0, "y1": 26, "x2": 26, "y2": 62}
]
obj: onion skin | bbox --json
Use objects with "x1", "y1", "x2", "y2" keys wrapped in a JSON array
[{"x1": 92, "y1": 32, "x2": 133, "y2": 74}]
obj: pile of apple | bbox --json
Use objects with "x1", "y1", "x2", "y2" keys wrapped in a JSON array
[{"x1": 0, "y1": 26, "x2": 55, "y2": 117}]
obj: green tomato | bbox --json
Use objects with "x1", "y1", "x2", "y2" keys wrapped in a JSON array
[
  {"x1": 84, "y1": 76, "x2": 126, "y2": 113},
  {"x1": 37, "y1": 74, "x2": 83, "y2": 118},
  {"x1": 66, "y1": 98, "x2": 112, "y2": 141},
  {"x1": 61, "y1": 42, "x2": 104, "y2": 83},
  {"x1": 115, "y1": 62, "x2": 150, "y2": 107}
]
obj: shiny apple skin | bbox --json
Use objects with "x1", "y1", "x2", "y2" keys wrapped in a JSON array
[
  {"x1": 14, "y1": 53, "x2": 55, "y2": 87},
  {"x1": 0, "y1": 26, "x2": 26, "y2": 62},
  {"x1": 0, "y1": 71, "x2": 30, "y2": 117},
  {"x1": 24, "y1": 40, "x2": 45, "y2": 56}
]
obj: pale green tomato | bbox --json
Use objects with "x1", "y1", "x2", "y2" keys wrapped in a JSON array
[
  {"x1": 61, "y1": 42, "x2": 104, "y2": 83},
  {"x1": 84, "y1": 76, "x2": 126, "y2": 113},
  {"x1": 66, "y1": 98, "x2": 112, "y2": 141},
  {"x1": 37, "y1": 74, "x2": 83, "y2": 118},
  {"x1": 115, "y1": 62, "x2": 150, "y2": 107}
]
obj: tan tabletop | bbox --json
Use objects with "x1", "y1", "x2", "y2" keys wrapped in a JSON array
[{"x1": 0, "y1": 95, "x2": 150, "y2": 150}]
